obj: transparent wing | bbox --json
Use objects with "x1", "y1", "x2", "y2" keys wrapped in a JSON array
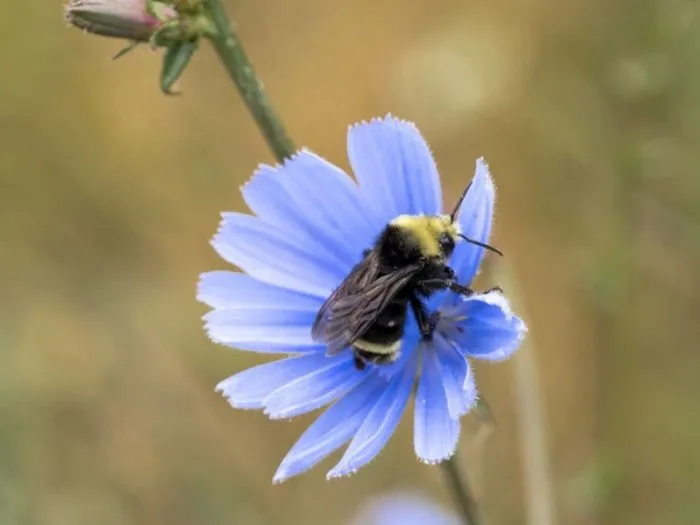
[
  {"x1": 312, "y1": 251, "x2": 423, "y2": 355},
  {"x1": 312, "y1": 250, "x2": 382, "y2": 350}
]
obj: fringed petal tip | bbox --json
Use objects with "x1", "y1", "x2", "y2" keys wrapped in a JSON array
[
  {"x1": 348, "y1": 113, "x2": 415, "y2": 129},
  {"x1": 476, "y1": 156, "x2": 498, "y2": 221},
  {"x1": 202, "y1": 322, "x2": 218, "y2": 344},
  {"x1": 202, "y1": 314, "x2": 233, "y2": 347},
  {"x1": 441, "y1": 289, "x2": 507, "y2": 317},
  {"x1": 476, "y1": 157, "x2": 495, "y2": 202},
  {"x1": 475, "y1": 156, "x2": 488, "y2": 171},
  {"x1": 195, "y1": 273, "x2": 211, "y2": 307},
  {"x1": 272, "y1": 450, "x2": 322, "y2": 484},
  {"x1": 475, "y1": 291, "x2": 529, "y2": 339},
  {"x1": 415, "y1": 410, "x2": 461, "y2": 465},
  {"x1": 209, "y1": 212, "x2": 242, "y2": 257},
  {"x1": 242, "y1": 147, "x2": 321, "y2": 185},
  {"x1": 326, "y1": 465, "x2": 360, "y2": 480},
  {"x1": 474, "y1": 289, "x2": 514, "y2": 315},
  {"x1": 272, "y1": 465, "x2": 297, "y2": 485},
  {"x1": 209, "y1": 213, "x2": 227, "y2": 245},
  {"x1": 417, "y1": 449, "x2": 458, "y2": 466},
  {"x1": 215, "y1": 377, "x2": 259, "y2": 410},
  {"x1": 347, "y1": 115, "x2": 433, "y2": 157}
]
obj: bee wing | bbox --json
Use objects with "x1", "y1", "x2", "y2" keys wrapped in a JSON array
[
  {"x1": 312, "y1": 250, "x2": 382, "y2": 347},
  {"x1": 312, "y1": 251, "x2": 423, "y2": 356},
  {"x1": 334, "y1": 264, "x2": 422, "y2": 346}
]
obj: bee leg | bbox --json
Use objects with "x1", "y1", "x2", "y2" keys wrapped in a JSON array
[
  {"x1": 418, "y1": 278, "x2": 475, "y2": 298},
  {"x1": 483, "y1": 285, "x2": 503, "y2": 294},
  {"x1": 353, "y1": 353, "x2": 366, "y2": 371},
  {"x1": 448, "y1": 282, "x2": 475, "y2": 297},
  {"x1": 410, "y1": 296, "x2": 434, "y2": 339}
]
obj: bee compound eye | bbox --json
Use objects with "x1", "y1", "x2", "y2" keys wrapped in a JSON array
[{"x1": 439, "y1": 233, "x2": 455, "y2": 253}]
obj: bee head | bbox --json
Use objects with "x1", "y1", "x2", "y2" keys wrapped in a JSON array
[
  {"x1": 388, "y1": 215, "x2": 463, "y2": 259},
  {"x1": 389, "y1": 180, "x2": 504, "y2": 260},
  {"x1": 434, "y1": 215, "x2": 461, "y2": 257}
]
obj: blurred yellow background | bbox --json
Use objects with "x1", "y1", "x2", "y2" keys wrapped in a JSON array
[{"x1": 2, "y1": 1, "x2": 699, "y2": 524}]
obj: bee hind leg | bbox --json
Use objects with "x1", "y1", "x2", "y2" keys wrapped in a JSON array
[{"x1": 353, "y1": 353, "x2": 367, "y2": 371}]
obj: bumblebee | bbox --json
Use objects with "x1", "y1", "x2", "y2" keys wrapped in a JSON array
[{"x1": 311, "y1": 182, "x2": 502, "y2": 370}]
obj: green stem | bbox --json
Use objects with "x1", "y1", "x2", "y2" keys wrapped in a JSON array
[
  {"x1": 441, "y1": 451, "x2": 482, "y2": 525},
  {"x1": 203, "y1": 0, "x2": 295, "y2": 161},
  {"x1": 202, "y1": 4, "x2": 485, "y2": 523}
]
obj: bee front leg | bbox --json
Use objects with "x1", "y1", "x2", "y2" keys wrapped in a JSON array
[
  {"x1": 448, "y1": 282, "x2": 475, "y2": 297},
  {"x1": 410, "y1": 296, "x2": 436, "y2": 339},
  {"x1": 417, "y1": 278, "x2": 474, "y2": 297}
]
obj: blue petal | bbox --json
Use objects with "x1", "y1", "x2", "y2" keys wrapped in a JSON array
[
  {"x1": 327, "y1": 352, "x2": 418, "y2": 479},
  {"x1": 434, "y1": 335, "x2": 478, "y2": 419},
  {"x1": 203, "y1": 308, "x2": 321, "y2": 353},
  {"x1": 446, "y1": 293, "x2": 527, "y2": 361},
  {"x1": 263, "y1": 354, "x2": 365, "y2": 419},
  {"x1": 197, "y1": 271, "x2": 322, "y2": 311},
  {"x1": 216, "y1": 354, "x2": 336, "y2": 409},
  {"x1": 347, "y1": 115, "x2": 442, "y2": 223},
  {"x1": 242, "y1": 150, "x2": 379, "y2": 263},
  {"x1": 449, "y1": 158, "x2": 495, "y2": 284},
  {"x1": 273, "y1": 373, "x2": 386, "y2": 483},
  {"x1": 212, "y1": 212, "x2": 345, "y2": 298},
  {"x1": 414, "y1": 346, "x2": 460, "y2": 463}
]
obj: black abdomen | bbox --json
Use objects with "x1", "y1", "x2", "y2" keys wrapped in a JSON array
[
  {"x1": 359, "y1": 297, "x2": 408, "y2": 345},
  {"x1": 351, "y1": 291, "x2": 410, "y2": 369}
]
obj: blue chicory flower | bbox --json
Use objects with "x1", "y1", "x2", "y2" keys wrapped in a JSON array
[
  {"x1": 198, "y1": 115, "x2": 527, "y2": 482},
  {"x1": 349, "y1": 492, "x2": 459, "y2": 525}
]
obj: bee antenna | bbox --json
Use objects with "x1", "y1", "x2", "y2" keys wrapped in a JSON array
[
  {"x1": 449, "y1": 181, "x2": 472, "y2": 222},
  {"x1": 457, "y1": 234, "x2": 504, "y2": 256}
]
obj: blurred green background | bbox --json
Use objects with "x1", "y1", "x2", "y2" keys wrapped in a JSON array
[{"x1": 2, "y1": 1, "x2": 699, "y2": 524}]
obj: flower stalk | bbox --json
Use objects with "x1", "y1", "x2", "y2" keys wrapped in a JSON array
[
  {"x1": 202, "y1": 0, "x2": 295, "y2": 161},
  {"x1": 443, "y1": 450, "x2": 482, "y2": 525}
]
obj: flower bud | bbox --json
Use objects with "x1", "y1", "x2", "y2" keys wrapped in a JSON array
[{"x1": 65, "y1": 0, "x2": 175, "y2": 42}]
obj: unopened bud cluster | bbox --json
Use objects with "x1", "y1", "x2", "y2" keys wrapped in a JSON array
[{"x1": 65, "y1": 0, "x2": 214, "y2": 93}]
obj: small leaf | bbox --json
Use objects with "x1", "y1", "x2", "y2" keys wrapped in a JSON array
[
  {"x1": 160, "y1": 40, "x2": 197, "y2": 95},
  {"x1": 112, "y1": 40, "x2": 140, "y2": 61}
]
